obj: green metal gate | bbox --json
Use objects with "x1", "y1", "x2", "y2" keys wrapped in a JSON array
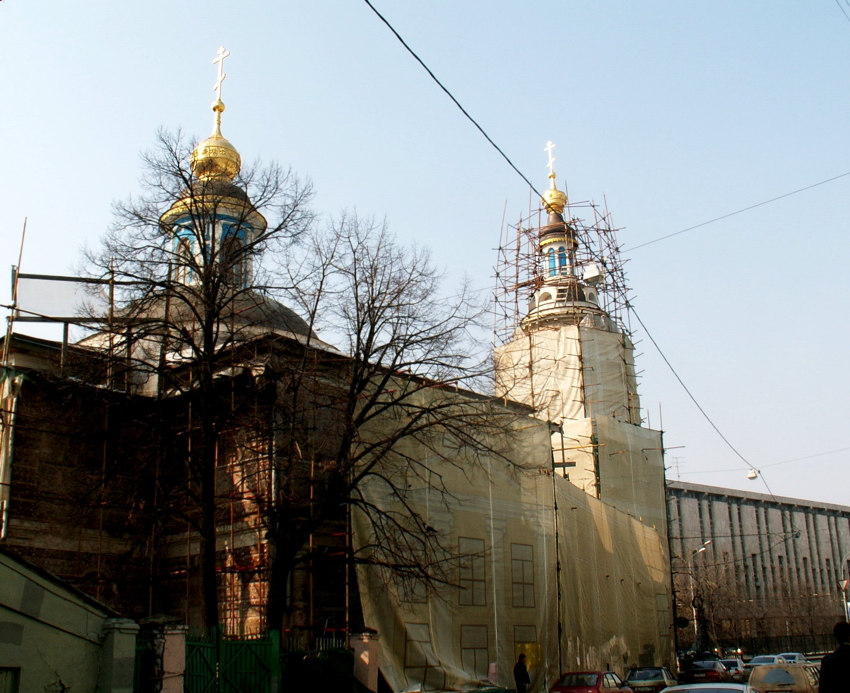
[{"x1": 185, "y1": 630, "x2": 280, "y2": 693}]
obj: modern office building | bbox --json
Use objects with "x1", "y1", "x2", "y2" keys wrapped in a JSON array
[{"x1": 667, "y1": 479, "x2": 850, "y2": 653}]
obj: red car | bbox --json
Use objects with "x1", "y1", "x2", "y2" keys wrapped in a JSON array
[{"x1": 548, "y1": 670, "x2": 634, "y2": 693}]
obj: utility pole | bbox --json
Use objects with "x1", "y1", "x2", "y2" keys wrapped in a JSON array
[{"x1": 689, "y1": 540, "x2": 711, "y2": 648}]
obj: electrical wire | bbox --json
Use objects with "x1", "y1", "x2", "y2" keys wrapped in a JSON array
[
  {"x1": 627, "y1": 302, "x2": 754, "y2": 467},
  {"x1": 677, "y1": 445, "x2": 850, "y2": 476},
  {"x1": 363, "y1": 0, "x2": 850, "y2": 258},
  {"x1": 626, "y1": 171, "x2": 850, "y2": 251},
  {"x1": 360, "y1": 0, "x2": 795, "y2": 502},
  {"x1": 360, "y1": 0, "x2": 545, "y2": 201},
  {"x1": 835, "y1": 0, "x2": 850, "y2": 24}
]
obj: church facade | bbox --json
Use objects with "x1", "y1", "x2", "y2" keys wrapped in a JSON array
[{"x1": 0, "y1": 51, "x2": 675, "y2": 691}]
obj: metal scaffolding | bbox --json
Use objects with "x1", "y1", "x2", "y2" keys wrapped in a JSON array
[{"x1": 492, "y1": 195, "x2": 635, "y2": 346}]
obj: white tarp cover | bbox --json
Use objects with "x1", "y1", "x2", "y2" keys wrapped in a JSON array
[
  {"x1": 594, "y1": 416, "x2": 667, "y2": 535},
  {"x1": 494, "y1": 326, "x2": 641, "y2": 426},
  {"x1": 352, "y1": 417, "x2": 673, "y2": 693},
  {"x1": 14, "y1": 275, "x2": 108, "y2": 322},
  {"x1": 557, "y1": 417, "x2": 667, "y2": 534}
]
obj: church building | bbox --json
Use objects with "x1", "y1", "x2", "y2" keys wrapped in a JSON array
[{"x1": 0, "y1": 50, "x2": 675, "y2": 692}]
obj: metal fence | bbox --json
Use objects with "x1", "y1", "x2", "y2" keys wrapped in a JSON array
[
  {"x1": 173, "y1": 629, "x2": 358, "y2": 693},
  {"x1": 185, "y1": 630, "x2": 281, "y2": 693}
]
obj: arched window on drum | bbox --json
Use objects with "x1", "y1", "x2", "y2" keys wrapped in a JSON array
[
  {"x1": 220, "y1": 226, "x2": 247, "y2": 289},
  {"x1": 547, "y1": 248, "x2": 557, "y2": 277},
  {"x1": 174, "y1": 230, "x2": 195, "y2": 284}
]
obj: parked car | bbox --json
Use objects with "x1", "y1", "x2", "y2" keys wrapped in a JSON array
[
  {"x1": 547, "y1": 670, "x2": 633, "y2": 693},
  {"x1": 718, "y1": 658, "x2": 746, "y2": 682},
  {"x1": 743, "y1": 654, "x2": 788, "y2": 672},
  {"x1": 679, "y1": 651, "x2": 720, "y2": 667},
  {"x1": 747, "y1": 663, "x2": 819, "y2": 693},
  {"x1": 778, "y1": 651, "x2": 809, "y2": 663},
  {"x1": 623, "y1": 666, "x2": 677, "y2": 693},
  {"x1": 677, "y1": 660, "x2": 732, "y2": 685},
  {"x1": 660, "y1": 685, "x2": 748, "y2": 693}
]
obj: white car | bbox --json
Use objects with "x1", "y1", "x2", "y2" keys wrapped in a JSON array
[
  {"x1": 743, "y1": 654, "x2": 788, "y2": 670},
  {"x1": 777, "y1": 651, "x2": 808, "y2": 663}
]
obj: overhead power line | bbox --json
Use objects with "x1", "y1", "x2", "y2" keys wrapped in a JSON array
[
  {"x1": 361, "y1": 0, "x2": 545, "y2": 202},
  {"x1": 835, "y1": 0, "x2": 850, "y2": 24},
  {"x1": 678, "y1": 445, "x2": 850, "y2": 475},
  {"x1": 364, "y1": 0, "x2": 850, "y2": 256},
  {"x1": 362, "y1": 0, "x2": 793, "y2": 503},
  {"x1": 627, "y1": 304, "x2": 753, "y2": 467},
  {"x1": 626, "y1": 171, "x2": 850, "y2": 251}
]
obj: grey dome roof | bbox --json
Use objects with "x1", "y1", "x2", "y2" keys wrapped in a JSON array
[
  {"x1": 231, "y1": 291, "x2": 315, "y2": 340},
  {"x1": 112, "y1": 289, "x2": 320, "y2": 344}
]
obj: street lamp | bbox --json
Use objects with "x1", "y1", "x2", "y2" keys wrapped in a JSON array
[
  {"x1": 688, "y1": 540, "x2": 712, "y2": 647},
  {"x1": 840, "y1": 551, "x2": 850, "y2": 621}
]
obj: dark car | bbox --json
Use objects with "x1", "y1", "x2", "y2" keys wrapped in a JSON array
[
  {"x1": 623, "y1": 666, "x2": 677, "y2": 693},
  {"x1": 677, "y1": 660, "x2": 732, "y2": 685},
  {"x1": 548, "y1": 670, "x2": 633, "y2": 693},
  {"x1": 661, "y1": 685, "x2": 747, "y2": 693}
]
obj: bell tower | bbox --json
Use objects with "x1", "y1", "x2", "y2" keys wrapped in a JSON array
[{"x1": 494, "y1": 142, "x2": 667, "y2": 532}]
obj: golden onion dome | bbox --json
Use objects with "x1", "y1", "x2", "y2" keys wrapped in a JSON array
[
  {"x1": 543, "y1": 183, "x2": 567, "y2": 215},
  {"x1": 191, "y1": 98, "x2": 241, "y2": 182},
  {"x1": 542, "y1": 140, "x2": 567, "y2": 215}
]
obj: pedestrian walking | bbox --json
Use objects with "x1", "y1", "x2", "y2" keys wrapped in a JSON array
[
  {"x1": 513, "y1": 653, "x2": 530, "y2": 693},
  {"x1": 819, "y1": 621, "x2": 850, "y2": 692}
]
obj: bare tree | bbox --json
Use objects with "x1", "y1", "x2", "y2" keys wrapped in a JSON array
[
  {"x1": 673, "y1": 552, "x2": 843, "y2": 654},
  {"x1": 87, "y1": 130, "x2": 513, "y2": 635},
  {"x1": 86, "y1": 128, "x2": 313, "y2": 630},
  {"x1": 261, "y1": 213, "x2": 512, "y2": 630}
]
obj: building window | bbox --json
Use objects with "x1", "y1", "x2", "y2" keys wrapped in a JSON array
[
  {"x1": 514, "y1": 625, "x2": 537, "y2": 646},
  {"x1": 460, "y1": 625, "x2": 489, "y2": 679},
  {"x1": 547, "y1": 248, "x2": 556, "y2": 277},
  {"x1": 459, "y1": 537, "x2": 486, "y2": 606},
  {"x1": 220, "y1": 231, "x2": 246, "y2": 288},
  {"x1": 0, "y1": 668, "x2": 20, "y2": 693},
  {"x1": 558, "y1": 246, "x2": 567, "y2": 274},
  {"x1": 174, "y1": 236, "x2": 194, "y2": 284},
  {"x1": 511, "y1": 543, "x2": 534, "y2": 607},
  {"x1": 398, "y1": 575, "x2": 426, "y2": 604},
  {"x1": 403, "y1": 623, "x2": 444, "y2": 691}
]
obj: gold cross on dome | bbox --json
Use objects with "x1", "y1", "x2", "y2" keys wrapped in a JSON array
[
  {"x1": 212, "y1": 46, "x2": 231, "y2": 101},
  {"x1": 544, "y1": 140, "x2": 556, "y2": 178}
]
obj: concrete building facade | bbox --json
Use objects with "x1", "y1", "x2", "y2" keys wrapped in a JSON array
[
  {"x1": 0, "y1": 548, "x2": 139, "y2": 693},
  {"x1": 667, "y1": 480, "x2": 850, "y2": 654}
]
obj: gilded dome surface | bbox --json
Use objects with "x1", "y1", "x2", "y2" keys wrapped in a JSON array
[
  {"x1": 191, "y1": 99, "x2": 241, "y2": 182},
  {"x1": 543, "y1": 186, "x2": 567, "y2": 215}
]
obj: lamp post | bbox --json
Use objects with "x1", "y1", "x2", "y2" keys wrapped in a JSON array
[
  {"x1": 688, "y1": 540, "x2": 712, "y2": 648},
  {"x1": 840, "y1": 551, "x2": 850, "y2": 621}
]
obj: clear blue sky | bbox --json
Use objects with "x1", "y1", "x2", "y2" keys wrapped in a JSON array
[{"x1": 2, "y1": 1, "x2": 848, "y2": 505}]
